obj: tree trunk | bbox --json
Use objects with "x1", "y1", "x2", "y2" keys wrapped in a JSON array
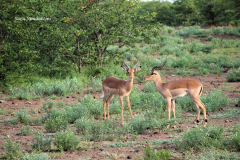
[{"x1": 77, "y1": 39, "x2": 82, "y2": 73}]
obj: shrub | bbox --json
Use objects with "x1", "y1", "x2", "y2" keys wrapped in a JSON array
[
  {"x1": 201, "y1": 89, "x2": 229, "y2": 112},
  {"x1": 128, "y1": 116, "x2": 148, "y2": 134},
  {"x1": 41, "y1": 101, "x2": 55, "y2": 122},
  {"x1": 65, "y1": 104, "x2": 88, "y2": 123},
  {"x1": 21, "y1": 153, "x2": 51, "y2": 160},
  {"x1": 45, "y1": 115, "x2": 68, "y2": 133},
  {"x1": 75, "y1": 117, "x2": 93, "y2": 136},
  {"x1": 32, "y1": 131, "x2": 53, "y2": 151},
  {"x1": 16, "y1": 110, "x2": 31, "y2": 124},
  {"x1": 143, "y1": 147, "x2": 172, "y2": 160},
  {"x1": 17, "y1": 125, "x2": 33, "y2": 136},
  {"x1": 227, "y1": 68, "x2": 240, "y2": 82},
  {"x1": 4, "y1": 138, "x2": 22, "y2": 159},
  {"x1": 228, "y1": 129, "x2": 240, "y2": 151},
  {"x1": 175, "y1": 125, "x2": 225, "y2": 151},
  {"x1": 54, "y1": 129, "x2": 80, "y2": 151}
]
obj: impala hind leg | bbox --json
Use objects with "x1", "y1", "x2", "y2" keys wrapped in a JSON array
[
  {"x1": 171, "y1": 99, "x2": 177, "y2": 128},
  {"x1": 103, "y1": 92, "x2": 108, "y2": 119},
  {"x1": 126, "y1": 96, "x2": 133, "y2": 118},
  {"x1": 193, "y1": 102, "x2": 201, "y2": 125},
  {"x1": 193, "y1": 98, "x2": 207, "y2": 126},
  {"x1": 106, "y1": 94, "x2": 114, "y2": 119}
]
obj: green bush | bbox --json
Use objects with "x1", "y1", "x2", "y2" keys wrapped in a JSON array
[
  {"x1": 54, "y1": 129, "x2": 80, "y2": 151},
  {"x1": 143, "y1": 147, "x2": 172, "y2": 160},
  {"x1": 21, "y1": 153, "x2": 51, "y2": 160},
  {"x1": 201, "y1": 89, "x2": 229, "y2": 112},
  {"x1": 75, "y1": 117, "x2": 93, "y2": 136},
  {"x1": 16, "y1": 110, "x2": 31, "y2": 124},
  {"x1": 45, "y1": 115, "x2": 68, "y2": 133},
  {"x1": 17, "y1": 125, "x2": 33, "y2": 136},
  {"x1": 189, "y1": 150, "x2": 240, "y2": 160},
  {"x1": 32, "y1": 131, "x2": 53, "y2": 151},
  {"x1": 41, "y1": 101, "x2": 55, "y2": 122},
  {"x1": 227, "y1": 68, "x2": 240, "y2": 82},
  {"x1": 4, "y1": 138, "x2": 22, "y2": 159},
  {"x1": 65, "y1": 104, "x2": 88, "y2": 123},
  {"x1": 175, "y1": 125, "x2": 225, "y2": 151},
  {"x1": 128, "y1": 116, "x2": 148, "y2": 134},
  {"x1": 228, "y1": 129, "x2": 240, "y2": 151}
]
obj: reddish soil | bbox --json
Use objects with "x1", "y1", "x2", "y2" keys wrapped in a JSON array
[{"x1": 0, "y1": 72, "x2": 240, "y2": 159}]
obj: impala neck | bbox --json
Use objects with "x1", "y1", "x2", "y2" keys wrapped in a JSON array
[
  {"x1": 154, "y1": 74, "x2": 163, "y2": 88},
  {"x1": 125, "y1": 77, "x2": 134, "y2": 92}
]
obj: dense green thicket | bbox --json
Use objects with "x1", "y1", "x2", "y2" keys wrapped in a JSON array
[{"x1": 138, "y1": 0, "x2": 240, "y2": 26}]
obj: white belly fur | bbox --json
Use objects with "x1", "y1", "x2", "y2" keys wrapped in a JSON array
[{"x1": 172, "y1": 91, "x2": 188, "y2": 99}]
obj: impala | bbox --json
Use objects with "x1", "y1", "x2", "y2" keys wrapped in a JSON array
[
  {"x1": 144, "y1": 59, "x2": 207, "y2": 126},
  {"x1": 101, "y1": 55, "x2": 141, "y2": 124}
]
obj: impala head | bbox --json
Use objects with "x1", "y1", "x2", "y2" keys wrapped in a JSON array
[
  {"x1": 144, "y1": 59, "x2": 167, "y2": 81},
  {"x1": 121, "y1": 55, "x2": 141, "y2": 80}
]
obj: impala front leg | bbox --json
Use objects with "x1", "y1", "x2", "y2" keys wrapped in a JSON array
[
  {"x1": 103, "y1": 93, "x2": 107, "y2": 119},
  {"x1": 171, "y1": 99, "x2": 176, "y2": 119},
  {"x1": 166, "y1": 98, "x2": 172, "y2": 120},
  {"x1": 119, "y1": 96, "x2": 124, "y2": 124},
  {"x1": 106, "y1": 94, "x2": 114, "y2": 119},
  {"x1": 126, "y1": 96, "x2": 133, "y2": 118}
]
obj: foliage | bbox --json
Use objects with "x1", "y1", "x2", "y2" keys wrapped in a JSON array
[
  {"x1": 4, "y1": 138, "x2": 22, "y2": 159},
  {"x1": 227, "y1": 68, "x2": 240, "y2": 82},
  {"x1": 142, "y1": 147, "x2": 172, "y2": 160},
  {"x1": 32, "y1": 131, "x2": 53, "y2": 151},
  {"x1": 175, "y1": 125, "x2": 225, "y2": 151},
  {"x1": 54, "y1": 129, "x2": 80, "y2": 151},
  {"x1": 17, "y1": 125, "x2": 33, "y2": 136},
  {"x1": 228, "y1": 127, "x2": 240, "y2": 151},
  {"x1": 16, "y1": 110, "x2": 31, "y2": 124},
  {"x1": 21, "y1": 153, "x2": 51, "y2": 160}
]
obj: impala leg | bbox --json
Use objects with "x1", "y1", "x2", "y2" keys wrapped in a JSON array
[
  {"x1": 193, "y1": 102, "x2": 200, "y2": 124},
  {"x1": 171, "y1": 99, "x2": 177, "y2": 128},
  {"x1": 126, "y1": 96, "x2": 133, "y2": 118},
  {"x1": 119, "y1": 96, "x2": 124, "y2": 124},
  {"x1": 166, "y1": 98, "x2": 171, "y2": 129},
  {"x1": 166, "y1": 98, "x2": 172, "y2": 120},
  {"x1": 171, "y1": 99, "x2": 176, "y2": 119},
  {"x1": 106, "y1": 94, "x2": 114, "y2": 119},
  {"x1": 193, "y1": 98, "x2": 208, "y2": 126},
  {"x1": 103, "y1": 93, "x2": 107, "y2": 119}
]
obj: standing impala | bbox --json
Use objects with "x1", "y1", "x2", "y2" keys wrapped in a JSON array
[
  {"x1": 102, "y1": 55, "x2": 141, "y2": 124},
  {"x1": 144, "y1": 59, "x2": 207, "y2": 126}
]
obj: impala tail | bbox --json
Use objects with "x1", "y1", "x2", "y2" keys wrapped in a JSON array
[{"x1": 100, "y1": 92, "x2": 104, "y2": 98}]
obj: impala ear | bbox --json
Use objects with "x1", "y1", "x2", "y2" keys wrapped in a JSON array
[
  {"x1": 134, "y1": 66, "x2": 141, "y2": 72},
  {"x1": 121, "y1": 65, "x2": 128, "y2": 71}
]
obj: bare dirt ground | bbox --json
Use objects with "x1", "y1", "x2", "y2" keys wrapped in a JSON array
[{"x1": 0, "y1": 72, "x2": 240, "y2": 160}]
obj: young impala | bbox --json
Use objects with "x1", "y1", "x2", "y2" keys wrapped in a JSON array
[
  {"x1": 102, "y1": 55, "x2": 141, "y2": 124},
  {"x1": 144, "y1": 59, "x2": 207, "y2": 126}
]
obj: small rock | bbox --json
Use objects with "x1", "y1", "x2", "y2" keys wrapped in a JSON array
[
  {"x1": 225, "y1": 120, "x2": 229, "y2": 123},
  {"x1": 127, "y1": 155, "x2": 132, "y2": 159},
  {"x1": 27, "y1": 102, "x2": 32, "y2": 104},
  {"x1": 0, "y1": 100, "x2": 4, "y2": 103}
]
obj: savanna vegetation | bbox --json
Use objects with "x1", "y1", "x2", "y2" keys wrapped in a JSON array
[{"x1": 0, "y1": 0, "x2": 240, "y2": 159}]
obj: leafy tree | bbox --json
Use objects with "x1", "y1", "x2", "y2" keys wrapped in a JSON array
[{"x1": 43, "y1": 0, "x2": 148, "y2": 73}]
